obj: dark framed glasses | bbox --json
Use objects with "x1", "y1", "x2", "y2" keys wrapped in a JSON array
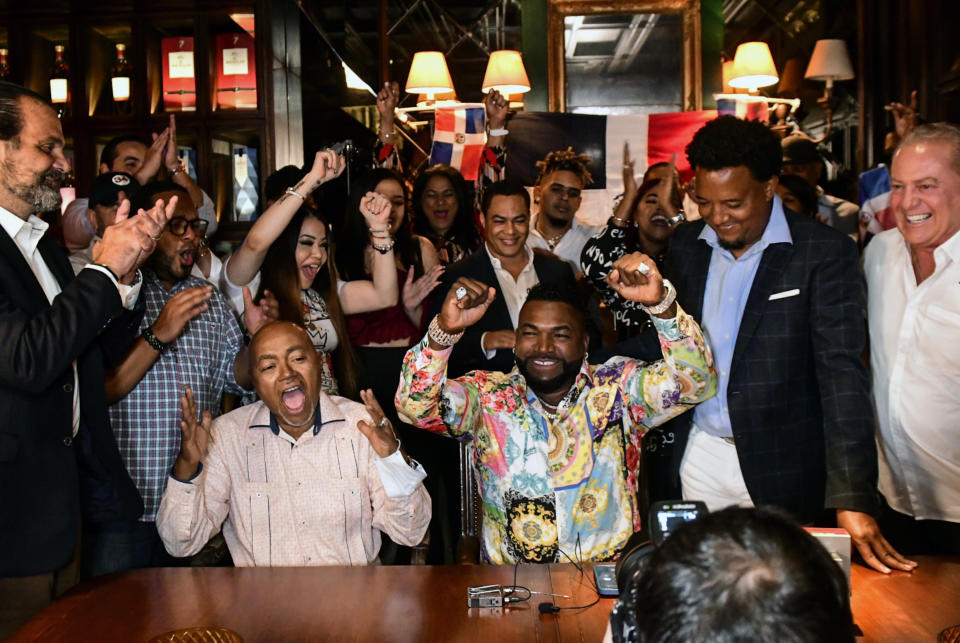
[{"x1": 168, "y1": 217, "x2": 209, "y2": 237}]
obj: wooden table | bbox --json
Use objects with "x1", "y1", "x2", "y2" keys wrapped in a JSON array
[{"x1": 8, "y1": 557, "x2": 960, "y2": 642}]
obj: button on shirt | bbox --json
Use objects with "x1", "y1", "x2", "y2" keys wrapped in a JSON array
[
  {"x1": 110, "y1": 272, "x2": 245, "y2": 521},
  {"x1": 527, "y1": 213, "x2": 602, "y2": 275},
  {"x1": 0, "y1": 205, "x2": 140, "y2": 436},
  {"x1": 865, "y1": 227, "x2": 960, "y2": 522},
  {"x1": 692, "y1": 196, "x2": 793, "y2": 439}
]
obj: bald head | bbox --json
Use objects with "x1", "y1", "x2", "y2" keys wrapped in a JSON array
[{"x1": 250, "y1": 322, "x2": 321, "y2": 434}]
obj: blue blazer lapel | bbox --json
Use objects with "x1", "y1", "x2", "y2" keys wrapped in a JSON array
[{"x1": 731, "y1": 242, "x2": 793, "y2": 371}]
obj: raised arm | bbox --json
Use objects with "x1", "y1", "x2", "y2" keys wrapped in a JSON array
[
  {"x1": 157, "y1": 387, "x2": 231, "y2": 558},
  {"x1": 395, "y1": 276, "x2": 496, "y2": 438},
  {"x1": 339, "y1": 191, "x2": 400, "y2": 314},
  {"x1": 606, "y1": 253, "x2": 717, "y2": 427},
  {"x1": 225, "y1": 150, "x2": 345, "y2": 287}
]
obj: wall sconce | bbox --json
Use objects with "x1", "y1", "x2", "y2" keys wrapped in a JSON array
[
  {"x1": 804, "y1": 39, "x2": 854, "y2": 141},
  {"x1": 481, "y1": 50, "x2": 531, "y2": 96},
  {"x1": 49, "y1": 45, "x2": 69, "y2": 104},
  {"x1": 111, "y1": 43, "x2": 132, "y2": 102},
  {"x1": 729, "y1": 42, "x2": 778, "y2": 94},
  {"x1": 405, "y1": 51, "x2": 455, "y2": 104}
]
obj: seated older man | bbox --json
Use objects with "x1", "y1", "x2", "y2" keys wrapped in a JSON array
[{"x1": 157, "y1": 322, "x2": 431, "y2": 566}]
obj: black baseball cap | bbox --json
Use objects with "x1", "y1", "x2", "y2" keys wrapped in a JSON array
[{"x1": 89, "y1": 172, "x2": 140, "y2": 208}]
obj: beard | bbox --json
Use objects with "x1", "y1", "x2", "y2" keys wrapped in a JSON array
[
  {"x1": 1, "y1": 163, "x2": 64, "y2": 213},
  {"x1": 717, "y1": 236, "x2": 747, "y2": 252},
  {"x1": 544, "y1": 213, "x2": 570, "y2": 228},
  {"x1": 515, "y1": 353, "x2": 583, "y2": 397}
]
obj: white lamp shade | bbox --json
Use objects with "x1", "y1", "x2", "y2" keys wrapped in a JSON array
[
  {"x1": 481, "y1": 50, "x2": 530, "y2": 95},
  {"x1": 405, "y1": 51, "x2": 455, "y2": 95},
  {"x1": 729, "y1": 41, "x2": 779, "y2": 91},
  {"x1": 805, "y1": 39, "x2": 854, "y2": 82}
]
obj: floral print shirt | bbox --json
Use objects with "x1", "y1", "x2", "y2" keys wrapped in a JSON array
[{"x1": 395, "y1": 306, "x2": 716, "y2": 564}]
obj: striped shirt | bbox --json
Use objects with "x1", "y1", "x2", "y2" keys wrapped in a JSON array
[{"x1": 109, "y1": 272, "x2": 246, "y2": 521}]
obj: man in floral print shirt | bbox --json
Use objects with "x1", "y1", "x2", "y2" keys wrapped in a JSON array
[{"x1": 396, "y1": 253, "x2": 717, "y2": 563}]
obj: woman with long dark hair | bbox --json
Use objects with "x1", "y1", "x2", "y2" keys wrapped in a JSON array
[
  {"x1": 336, "y1": 167, "x2": 450, "y2": 562},
  {"x1": 411, "y1": 164, "x2": 481, "y2": 265},
  {"x1": 221, "y1": 150, "x2": 398, "y2": 399}
]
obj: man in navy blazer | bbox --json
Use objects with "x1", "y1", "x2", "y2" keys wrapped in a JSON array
[
  {"x1": 651, "y1": 116, "x2": 915, "y2": 574},
  {"x1": 0, "y1": 82, "x2": 170, "y2": 636},
  {"x1": 429, "y1": 180, "x2": 577, "y2": 378}
]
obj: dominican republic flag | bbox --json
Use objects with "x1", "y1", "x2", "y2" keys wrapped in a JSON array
[
  {"x1": 859, "y1": 165, "x2": 895, "y2": 233},
  {"x1": 505, "y1": 110, "x2": 717, "y2": 225},
  {"x1": 717, "y1": 97, "x2": 769, "y2": 122},
  {"x1": 429, "y1": 106, "x2": 486, "y2": 181}
]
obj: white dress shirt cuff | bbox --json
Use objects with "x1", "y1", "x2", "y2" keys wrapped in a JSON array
[
  {"x1": 480, "y1": 332, "x2": 497, "y2": 359},
  {"x1": 374, "y1": 449, "x2": 427, "y2": 498},
  {"x1": 85, "y1": 265, "x2": 142, "y2": 310}
]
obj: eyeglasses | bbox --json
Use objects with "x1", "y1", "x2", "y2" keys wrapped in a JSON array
[
  {"x1": 168, "y1": 217, "x2": 209, "y2": 237},
  {"x1": 548, "y1": 183, "x2": 582, "y2": 200}
]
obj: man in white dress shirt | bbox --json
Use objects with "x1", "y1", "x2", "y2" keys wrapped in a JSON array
[
  {"x1": 865, "y1": 122, "x2": 960, "y2": 554},
  {"x1": 157, "y1": 321, "x2": 431, "y2": 566}
]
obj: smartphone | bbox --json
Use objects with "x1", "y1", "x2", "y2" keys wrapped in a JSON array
[{"x1": 594, "y1": 563, "x2": 619, "y2": 597}]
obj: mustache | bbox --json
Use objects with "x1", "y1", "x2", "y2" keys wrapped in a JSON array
[{"x1": 41, "y1": 168, "x2": 66, "y2": 184}]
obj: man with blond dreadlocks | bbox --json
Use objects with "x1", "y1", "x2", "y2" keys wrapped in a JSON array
[{"x1": 528, "y1": 148, "x2": 603, "y2": 274}]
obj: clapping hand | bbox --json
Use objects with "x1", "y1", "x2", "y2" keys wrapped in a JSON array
[
  {"x1": 606, "y1": 252, "x2": 666, "y2": 307},
  {"x1": 172, "y1": 385, "x2": 213, "y2": 480},
  {"x1": 242, "y1": 286, "x2": 280, "y2": 337},
  {"x1": 402, "y1": 264, "x2": 444, "y2": 315},
  {"x1": 93, "y1": 195, "x2": 176, "y2": 279},
  {"x1": 658, "y1": 153, "x2": 682, "y2": 219},
  {"x1": 436, "y1": 277, "x2": 496, "y2": 336}
]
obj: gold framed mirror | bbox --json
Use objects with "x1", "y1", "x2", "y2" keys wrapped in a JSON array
[{"x1": 547, "y1": 0, "x2": 702, "y2": 113}]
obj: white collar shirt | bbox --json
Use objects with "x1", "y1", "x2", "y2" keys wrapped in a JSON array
[
  {"x1": 864, "y1": 226, "x2": 960, "y2": 521},
  {"x1": 527, "y1": 213, "x2": 602, "y2": 275},
  {"x1": 0, "y1": 205, "x2": 141, "y2": 436},
  {"x1": 485, "y1": 243, "x2": 539, "y2": 329}
]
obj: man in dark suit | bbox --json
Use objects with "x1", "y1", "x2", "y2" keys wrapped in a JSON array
[
  {"x1": 0, "y1": 82, "x2": 170, "y2": 636},
  {"x1": 653, "y1": 115, "x2": 914, "y2": 574},
  {"x1": 429, "y1": 179, "x2": 577, "y2": 378}
]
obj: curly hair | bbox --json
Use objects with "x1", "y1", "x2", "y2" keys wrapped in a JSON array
[
  {"x1": 534, "y1": 147, "x2": 594, "y2": 187},
  {"x1": 685, "y1": 115, "x2": 782, "y2": 182}
]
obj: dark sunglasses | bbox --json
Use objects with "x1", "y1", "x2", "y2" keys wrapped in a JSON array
[{"x1": 168, "y1": 217, "x2": 209, "y2": 237}]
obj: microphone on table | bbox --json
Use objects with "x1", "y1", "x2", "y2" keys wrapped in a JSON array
[{"x1": 538, "y1": 602, "x2": 561, "y2": 614}]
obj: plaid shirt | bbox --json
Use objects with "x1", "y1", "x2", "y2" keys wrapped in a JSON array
[{"x1": 110, "y1": 272, "x2": 246, "y2": 521}]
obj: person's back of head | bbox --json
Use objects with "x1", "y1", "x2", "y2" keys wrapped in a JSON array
[{"x1": 628, "y1": 507, "x2": 854, "y2": 643}]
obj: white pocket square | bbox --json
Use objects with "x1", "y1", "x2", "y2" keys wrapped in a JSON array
[{"x1": 768, "y1": 289, "x2": 800, "y2": 301}]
